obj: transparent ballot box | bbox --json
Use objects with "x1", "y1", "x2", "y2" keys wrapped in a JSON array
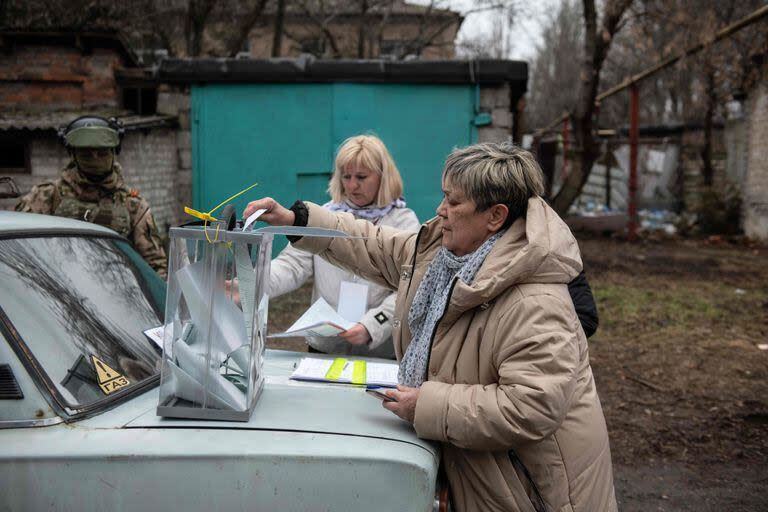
[{"x1": 157, "y1": 224, "x2": 272, "y2": 421}]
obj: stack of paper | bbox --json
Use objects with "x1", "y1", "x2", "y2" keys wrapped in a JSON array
[
  {"x1": 290, "y1": 357, "x2": 399, "y2": 388},
  {"x1": 268, "y1": 298, "x2": 355, "y2": 338}
]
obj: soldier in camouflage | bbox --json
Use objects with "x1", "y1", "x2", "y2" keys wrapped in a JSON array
[{"x1": 15, "y1": 116, "x2": 167, "y2": 278}]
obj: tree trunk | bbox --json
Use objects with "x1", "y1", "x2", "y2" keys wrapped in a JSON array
[
  {"x1": 184, "y1": 0, "x2": 215, "y2": 57},
  {"x1": 551, "y1": 0, "x2": 599, "y2": 214},
  {"x1": 550, "y1": 0, "x2": 632, "y2": 216},
  {"x1": 272, "y1": 0, "x2": 285, "y2": 57},
  {"x1": 357, "y1": 0, "x2": 368, "y2": 58},
  {"x1": 701, "y1": 68, "x2": 716, "y2": 186}
]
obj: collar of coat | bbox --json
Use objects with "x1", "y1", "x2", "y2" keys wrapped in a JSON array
[{"x1": 413, "y1": 196, "x2": 583, "y2": 319}]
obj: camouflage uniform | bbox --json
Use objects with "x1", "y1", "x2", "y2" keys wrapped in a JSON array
[{"x1": 16, "y1": 162, "x2": 168, "y2": 278}]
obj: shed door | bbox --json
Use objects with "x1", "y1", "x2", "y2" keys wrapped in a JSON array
[{"x1": 192, "y1": 83, "x2": 476, "y2": 249}]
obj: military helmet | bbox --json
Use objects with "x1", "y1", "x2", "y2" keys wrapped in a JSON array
[{"x1": 58, "y1": 116, "x2": 125, "y2": 154}]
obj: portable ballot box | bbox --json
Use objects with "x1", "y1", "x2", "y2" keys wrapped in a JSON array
[{"x1": 157, "y1": 223, "x2": 272, "y2": 421}]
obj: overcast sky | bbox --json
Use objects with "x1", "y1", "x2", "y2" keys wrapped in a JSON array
[{"x1": 413, "y1": 0, "x2": 561, "y2": 61}]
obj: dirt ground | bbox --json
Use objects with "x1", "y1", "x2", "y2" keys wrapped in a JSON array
[
  {"x1": 267, "y1": 235, "x2": 768, "y2": 511},
  {"x1": 581, "y1": 235, "x2": 768, "y2": 511}
]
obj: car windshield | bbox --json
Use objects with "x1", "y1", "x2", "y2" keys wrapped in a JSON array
[{"x1": 0, "y1": 235, "x2": 165, "y2": 411}]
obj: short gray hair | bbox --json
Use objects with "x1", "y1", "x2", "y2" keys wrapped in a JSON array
[{"x1": 442, "y1": 142, "x2": 545, "y2": 226}]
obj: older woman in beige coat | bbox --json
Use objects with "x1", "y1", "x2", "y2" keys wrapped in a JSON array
[{"x1": 246, "y1": 143, "x2": 617, "y2": 512}]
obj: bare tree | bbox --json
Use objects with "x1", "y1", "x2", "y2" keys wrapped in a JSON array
[
  {"x1": 549, "y1": 0, "x2": 634, "y2": 215},
  {"x1": 281, "y1": 0, "x2": 470, "y2": 60},
  {"x1": 455, "y1": 0, "x2": 521, "y2": 59},
  {"x1": 528, "y1": 0, "x2": 767, "y2": 215},
  {"x1": 271, "y1": 0, "x2": 286, "y2": 57},
  {"x1": 0, "y1": 0, "x2": 274, "y2": 58},
  {"x1": 525, "y1": 0, "x2": 583, "y2": 129}
]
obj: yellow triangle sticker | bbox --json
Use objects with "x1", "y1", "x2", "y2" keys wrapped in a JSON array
[{"x1": 91, "y1": 355, "x2": 131, "y2": 395}]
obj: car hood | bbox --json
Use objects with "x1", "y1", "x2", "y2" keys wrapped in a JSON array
[{"x1": 105, "y1": 350, "x2": 435, "y2": 453}]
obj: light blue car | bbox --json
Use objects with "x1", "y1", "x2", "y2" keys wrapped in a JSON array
[{"x1": 0, "y1": 212, "x2": 448, "y2": 512}]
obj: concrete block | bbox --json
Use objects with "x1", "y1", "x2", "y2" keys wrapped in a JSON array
[
  {"x1": 480, "y1": 84, "x2": 511, "y2": 109},
  {"x1": 177, "y1": 111, "x2": 191, "y2": 131},
  {"x1": 477, "y1": 126, "x2": 511, "y2": 143},
  {"x1": 176, "y1": 130, "x2": 192, "y2": 150},
  {"x1": 179, "y1": 149, "x2": 193, "y2": 170},
  {"x1": 177, "y1": 170, "x2": 193, "y2": 186},
  {"x1": 492, "y1": 108, "x2": 513, "y2": 129},
  {"x1": 157, "y1": 92, "x2": 179, "y2": 115},
  {"x1": 176, "y1": 91, "x2": 191, "y2": 110}
]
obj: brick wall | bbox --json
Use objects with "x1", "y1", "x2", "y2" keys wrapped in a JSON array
[
  {"x1": 743, "y1": 61, "x2": 768, "y2": 242},
  {"x1": 0, "y1": 45, "x2": 122, "y2": 109},
  {"x1": 117, "y1": 127, "x2": 181, "y2": 231}
]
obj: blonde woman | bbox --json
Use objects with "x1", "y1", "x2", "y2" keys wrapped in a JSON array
[{"x1": 269, "y1": 135, "x2": 420, "y2": 358}]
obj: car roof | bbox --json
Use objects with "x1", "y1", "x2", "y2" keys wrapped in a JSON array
[{"x1": 0, "y1": 211, "x2": 120, "y2": 237}]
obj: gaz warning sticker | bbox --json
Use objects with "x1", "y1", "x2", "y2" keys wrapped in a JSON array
[{"x1": 91, "y1": 355, "x2": 131, "y2": 395}]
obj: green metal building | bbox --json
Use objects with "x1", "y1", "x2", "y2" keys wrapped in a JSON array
[{"x1": 158, "y1": 59, "x2": 527, "y2": 246}]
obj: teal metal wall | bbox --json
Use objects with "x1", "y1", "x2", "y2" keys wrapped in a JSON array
[{"x1": 192, "y1": 83, "x2": 477, "y2": 249}]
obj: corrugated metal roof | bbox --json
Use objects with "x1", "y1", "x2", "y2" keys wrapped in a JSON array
[{"x1": 0, "y1": 110, "x2": 177, "y2": 132}]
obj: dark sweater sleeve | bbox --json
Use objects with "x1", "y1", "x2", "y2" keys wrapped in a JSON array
[
  {"x1": 568, "y1": 270, "x2": 599, "y2": 338},
  {"x1": 286, "y1": 200, "x2": 309, "y2": 243}
]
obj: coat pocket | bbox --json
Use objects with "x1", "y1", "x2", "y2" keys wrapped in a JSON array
[{"x1": 509, "y1": 450, "x2": 551, "y2": 512}]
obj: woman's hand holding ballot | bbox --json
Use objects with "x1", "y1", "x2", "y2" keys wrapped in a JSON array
[
  {"x1": 244, "y1": 197, "x2": 294, "y2": 226},
  {"x1": 339, "y1": 323, "x2": 372, "y2": 345},
  {"x1": 382, "y1": 385, "x2": 419, "y2": 423}
]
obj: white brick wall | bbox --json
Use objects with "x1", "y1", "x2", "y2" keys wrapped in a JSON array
[
  {"x1": 118, "y1": 127, "x2": 181, "y2": 231},
  {"x1": 744, "y1": 63, "x2": 768, "y2": 242}
]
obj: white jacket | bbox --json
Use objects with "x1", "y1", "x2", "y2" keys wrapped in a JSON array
[{"x1": 269, "y1": 206, "x2": 420, "y2": 358}]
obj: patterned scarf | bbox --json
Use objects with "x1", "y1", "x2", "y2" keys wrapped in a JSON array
[
  {"x1": 399, "y1": 230, "x2": 505, "y2": 387},
  {"x1": 324, "y1": 197, "x2": 406, "y2": 222}
]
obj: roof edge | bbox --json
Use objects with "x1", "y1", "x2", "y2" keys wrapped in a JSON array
[{"x1": 156, "y1": 58, "x2": 527, "y2": 89}]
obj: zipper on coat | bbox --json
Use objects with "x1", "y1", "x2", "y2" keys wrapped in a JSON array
[{"x1": 509, "y1": 450, "x2": 550, "y2": 512}]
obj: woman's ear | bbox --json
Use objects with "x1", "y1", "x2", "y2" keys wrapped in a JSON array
[{"x1": 487, "y1": 204, "x2": 509, "y2": 232}]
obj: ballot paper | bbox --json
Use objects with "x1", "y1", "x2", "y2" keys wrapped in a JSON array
[
  {"x1": 268, "y1": 297, "x2": 355, "y2": 338},
  {"x1": 337, "y1": 281, "x2": 368, "y2": 322},
  {"x1": 290, "y1": 357, "x2": 399, "y2": 387},
  {"x1": 171, "y1": 338, "x2": 246, "y2": 410},
  {"x1": 176, "y1": 260, "x2": 251, "y2": 371},
  {"x1": 143, "y1": 326, "x2": 165, "y2": 350},
  {"x1": 242, "y1": 208, "x2": 266, "y2": 231}
]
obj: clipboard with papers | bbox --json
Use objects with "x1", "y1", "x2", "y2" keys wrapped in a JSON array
[{"x1": 290, "y1": 357, "x2": 399, "y2": 388}]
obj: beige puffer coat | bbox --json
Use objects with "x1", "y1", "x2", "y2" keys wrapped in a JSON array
[{"x1": 294, "y1": 197, "x2": 617, "y2": 512}]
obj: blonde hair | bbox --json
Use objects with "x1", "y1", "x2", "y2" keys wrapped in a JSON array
[
  {"x1": 328, "y1": 135, "x2": 404, "y2": 206},
  {"x1": 442, "y1": 142, "x2": 545, "y2": 226}
]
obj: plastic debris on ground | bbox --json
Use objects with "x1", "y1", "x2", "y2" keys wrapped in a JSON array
[
  {"x1": 566, "y1": 202, "x2": 628, "y2": 234},
  {"x1": 638, "y1": 209, "x2": 680, "y2": 236}
]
